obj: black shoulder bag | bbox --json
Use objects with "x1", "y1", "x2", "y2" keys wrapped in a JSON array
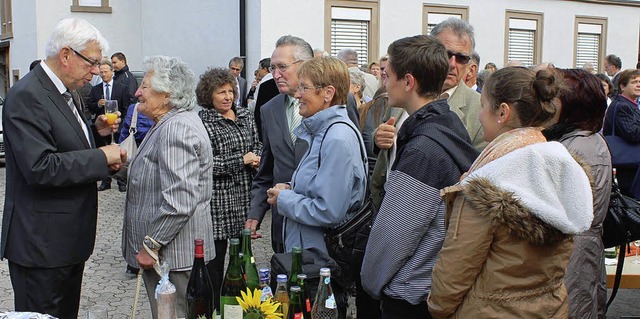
[{"x1": 318, "y1": 121, "x2": 375, "y2": 286}]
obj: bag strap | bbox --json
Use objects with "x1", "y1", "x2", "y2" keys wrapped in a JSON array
[
  {"x1": 606, "y1": 243, "x2": 627, "y2": 311},
  {"x1": 318, "y1": 121, "x2": 366, "y2": 174},
  {"x1": 609, "y1": 101, "x2": 620, "y2": 137},
  {"x1": 129, "y1": 103, "x2": 139, "y2": 134},
  {"x1": 317, "y1": 121, "x2": 369, "y2": 204}
]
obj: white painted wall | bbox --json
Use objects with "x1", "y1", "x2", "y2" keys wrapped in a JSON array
[{"x1": 5, "y1": 0, "x2": 640, "y2": 89}]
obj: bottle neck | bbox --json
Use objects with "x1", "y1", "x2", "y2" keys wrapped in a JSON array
[
  {"x1": 194, "y1": 244, "x2": 204, "y2": 259},
  {"x1": 228, "y1": 244, "x2": 242, "y2": 271},
  {"x1": 242, "y1": 234, "x2": 253, "y2": 256}
]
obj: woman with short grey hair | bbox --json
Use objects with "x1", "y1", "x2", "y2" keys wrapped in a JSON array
[
  {"x1": 122, "y1": 56, "x2": 216, "y2": 318},
  {"x1": 349, "y1": 69, "x2": 366, "y2": 107}
]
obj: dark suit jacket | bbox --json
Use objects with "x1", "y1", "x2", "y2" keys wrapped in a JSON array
[
  {"x1": 238, "y1": 76, "x2": 248, "y2": 107},
  {"x1": 254, "y1": 78, "x2": 280, "y2": 142},
  {"x1": 88, "y1": 81, "x2": 131, "y2": 120},
  {"x1": 249, "y1": 94, "x2": 308, "y2": 246},
  {"x1": 1, "y1": 64, "x2": 109, "y2": 268},
  {"x1": 114, "y1": 65, "x2": 139, "y2": 105}
]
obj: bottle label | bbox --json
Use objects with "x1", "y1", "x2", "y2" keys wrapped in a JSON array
[
  {"x1": 305, "y1": 298, "x2": 311, "y2": 312},
  {"x1": 223, "y1": 304, "x2": 243, "y2": 319},
  {"x1": 261, "y1": 286, "x2": 273, "y2": 302},
  {"x1": 250, "y1": 256, "x2": 255, "y2": 263},
  {"x1": 325, "y1": 294, "x2": 337, "y2": 309},
  {"x1": 324, "y1": 277, "x2": 330, "y2": 285},
  {"x1": 294, "y1": 312, "x2": 304, "y2": 319}
]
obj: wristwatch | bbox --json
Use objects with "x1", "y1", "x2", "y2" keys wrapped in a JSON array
[{"x1": 143, "y1": 237, "x2": 161, "y2": 250}]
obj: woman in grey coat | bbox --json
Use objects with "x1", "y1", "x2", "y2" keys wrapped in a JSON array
[
  {"x1": 543, "y1": 68, "x2": 612, "y2": 319},
  {"x1": 122, "y1": 56, "x2": 215, "y2": 318}
]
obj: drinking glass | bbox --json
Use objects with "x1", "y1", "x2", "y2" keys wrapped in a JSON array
[{"x1": 104, "y1": 100, "x2": 118, "y2": 144}]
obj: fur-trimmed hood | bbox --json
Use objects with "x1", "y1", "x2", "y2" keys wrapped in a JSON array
[{"x1": 460, "y1": 141, "x2": 594, "y2": 246}]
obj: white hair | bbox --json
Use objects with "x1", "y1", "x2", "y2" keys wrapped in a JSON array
[
  {"x1": 45, "y1": 18, "x2": 109, "y2": 59},
  {"x1": 142, "y1": 56, "x2": 197, "y2": 111}
]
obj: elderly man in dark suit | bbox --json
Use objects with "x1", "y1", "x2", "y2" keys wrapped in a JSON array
[
  {"x1": 0, "y1": 18, "x2": 124, "y2": 318},
  {"x1": 88, "y1": 58, "x2": 132, "y2": 192},
  {"x1": 245, "y1": 35, "x2": 313, "y2": 253}
]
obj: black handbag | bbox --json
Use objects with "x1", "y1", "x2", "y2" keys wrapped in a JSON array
[
  {"x1": 317, "y1": 121, "x2": 375, "y2": 285},
  {"x1": 602, "y1": 172, "x2": 640, "y2": 248}
]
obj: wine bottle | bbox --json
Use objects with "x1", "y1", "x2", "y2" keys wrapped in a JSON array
[
  {"x1": 186, "y1": 239, "x2": 214, "y2": 319},
  {"x1": 311, "y1": 268, "x2": 338, "y2": 319},
  {"x1": 259, "y1": 268, "x2": 273, "y2": 302},
  {"x1": 241, "y1": 228, "x2": 260, "y2": 290},
  {"x1": 288, "y1": 286, "x2": 305, "y2": 319},
  {"x1": 289, "y1": 246, "x2": 303, "y2": 289},
  {"x1": 274, "y1": 274, "x2": 290, "y2": 318},
  {"x1": 220, "y1": 238, "x2": 246, "y2": 319},
  {"x1": 297, "y1": 274, "x2": 311, "y2": 319}
]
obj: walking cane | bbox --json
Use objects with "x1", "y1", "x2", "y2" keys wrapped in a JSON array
[{"x1": 130, "y1": 269, "x2": 144, "y2": 319}]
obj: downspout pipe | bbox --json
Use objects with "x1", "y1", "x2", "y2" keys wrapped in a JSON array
[{"x1": 240, "y1": 0, "x2": 247, "y2": 80}]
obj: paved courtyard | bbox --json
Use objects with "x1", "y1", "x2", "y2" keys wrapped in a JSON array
[{"x1": 0, "y1": 166, "x2": 640, "y2": 318}]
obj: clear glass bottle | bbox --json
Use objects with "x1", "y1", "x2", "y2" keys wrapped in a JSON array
[
  {"x1": 186, "y1": 239, "x2": 214, "y2": 319},
  {"x1": 311, "y1": 268, "x2": 338, "y2": 319},
  {"x1": 220, "y1": 238, "x2": 246, "y2": 319},
  {"x1": 274, "y1": 274, "x2": 290, "y2": 318}
]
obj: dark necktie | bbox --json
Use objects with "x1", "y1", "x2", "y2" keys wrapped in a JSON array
[
  {"x1": 105, "y1": 83, "x2": 111, "y2": 100},
  {"x1": 63, "y1": 90, "x2": 89, "y2": 143}
]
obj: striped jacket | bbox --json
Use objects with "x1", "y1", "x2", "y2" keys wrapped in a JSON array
[
  {"x1": 361, "y1": 99, "x2": 478, "y2": 305},
  {"x1": 122, "y1": 108, "x2": 216, "y2": 270}
]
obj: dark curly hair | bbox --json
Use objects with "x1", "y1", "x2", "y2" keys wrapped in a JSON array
[{"x1": 196, "y1": 67, "x2": 238, "y2": 109}]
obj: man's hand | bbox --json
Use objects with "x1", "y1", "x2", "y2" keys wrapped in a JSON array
[
  {"x1": 98, "y1": 98, "x2": 106, "y2": 107},
  {"x1": 374, "y1": 117, "x2": 397, "y2": 150},
  {"x1": 101, "y1": 145, "x2": 127, "y2": 168},
  {"x1": 136, "y1": 245, "x2": 158, "y2": 270},
  {"x1": 245, "y1": 219, "x2": 263, "y2": 239},
  {"x1": 95, "y1": 112, "x2": 122, "y2": 137}
]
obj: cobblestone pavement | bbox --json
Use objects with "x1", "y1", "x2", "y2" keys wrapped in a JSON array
[{"x1": 1, "y1": 166, "x2": 640, "y2": 318}]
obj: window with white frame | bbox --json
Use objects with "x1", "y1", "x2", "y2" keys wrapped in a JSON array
[
  {"x1": 505, "y1": 11, "x2": 543, "y2": 67},
  {"x1": 1, "y1": 0, "x2": 12, "y2": 39},
  {"x1": 330, "y1": 7, "x2": 371, "y2": 67},
  {"x1": 423, "y1": 5, "x2": 468, "y2": 35},
  {"x1": 71, "y1": 0, "x2": 111, "y2": 13},
  {"x1": 574, "y1": 17, "x2": 607, "y2": 72}
]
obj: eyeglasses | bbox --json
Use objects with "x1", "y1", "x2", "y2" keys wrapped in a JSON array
[
  {"x1": 296, "y1": 84, "x2": 323, "y2": 93},
  {"x1": 269, "y1": 60, "x2": 303, "y2": 73},
  {"x1": 447, "y1": 50, "x2": 471, "y2": 65},
  {"x1": 70, "y1": 47, "x2": 100, "y2": 68}
]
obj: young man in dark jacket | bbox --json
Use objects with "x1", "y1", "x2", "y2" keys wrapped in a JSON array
[{"x1": 361, "y1": 34, "x2": 479, "y2": 319}]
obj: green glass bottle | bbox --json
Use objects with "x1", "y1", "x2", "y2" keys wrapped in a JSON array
[
  {"x1": 288, "y1": 286, "x2": 305, "y2": 319},
  {"x1": 220, "y1": 238, "x2": 246, "y2": 319},
  {"x1": 297, "y1": 274, "x2": 312, "y2": 319},
  {"x1": 241, "y1": 228, "x2": 260, "y2": 291},
  {"x1": 289, "y1": 246, "x2": 303, "y2": 289}
]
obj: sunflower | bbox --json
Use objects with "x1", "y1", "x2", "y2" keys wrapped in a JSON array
[{"x1": 236, "y1": 288, "x2": 283, "y2": 319}]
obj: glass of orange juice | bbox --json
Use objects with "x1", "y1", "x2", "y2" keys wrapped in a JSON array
[{"x1": 104, "y1": 100, "x2": 118, "y2": 144}]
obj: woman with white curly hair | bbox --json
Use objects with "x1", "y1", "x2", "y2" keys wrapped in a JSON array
[{"x1": 122, "y1": 56, "x2": 216, "y2": 318}]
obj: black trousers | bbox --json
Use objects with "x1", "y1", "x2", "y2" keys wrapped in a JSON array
[
  {"x1": 9, "y1": 261, "x2": 85, "y2": 319},
  {"x1": 206, "y1": 238, "x2": 229, "y2": 313},
  {"x1": 381, "y1": 296, "x2": 432, "y2": 319}
]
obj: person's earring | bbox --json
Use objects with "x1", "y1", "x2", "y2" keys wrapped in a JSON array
[{"x1": 498, "y1": 120, "x2": 502, "y2": 124}]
